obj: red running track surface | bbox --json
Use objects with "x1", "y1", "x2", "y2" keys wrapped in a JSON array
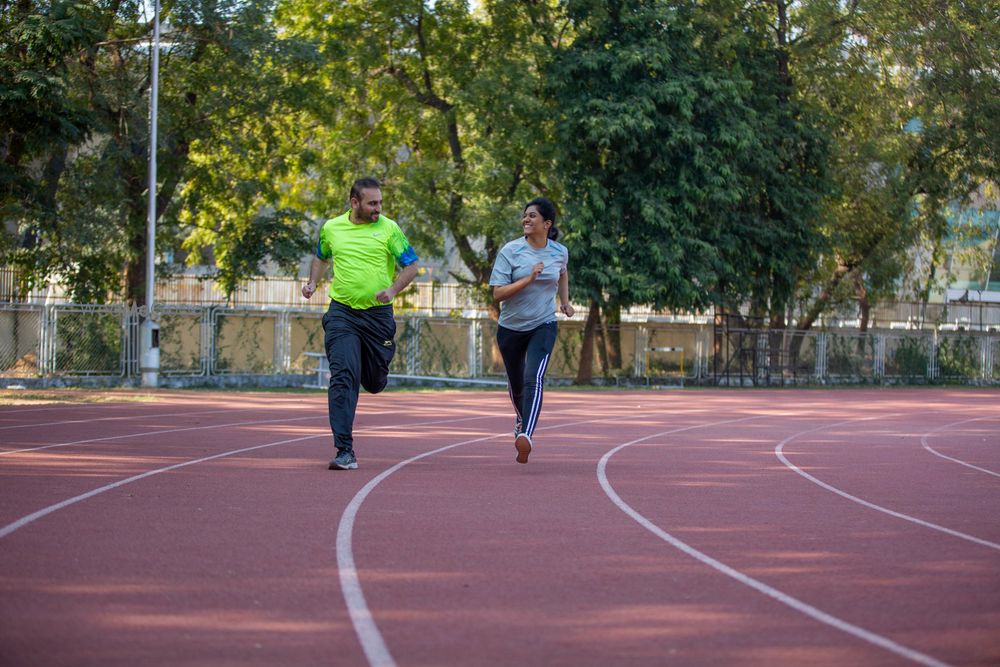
[{"x1": 1, "y1": 387, "x2": 998, "y2": 666}]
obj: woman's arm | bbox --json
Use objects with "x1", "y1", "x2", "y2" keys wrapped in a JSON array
[
  {"x1": 492, "y1": 261, "x2": 544, "y2": 302},
  {"x1": 558, "y1": 270, "x2": 575, "y2": 317}
]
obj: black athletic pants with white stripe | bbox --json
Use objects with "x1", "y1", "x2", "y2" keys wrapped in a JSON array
[
  {"x1": 496, "y1": 321, "x2": 557, "y2": 439},
  {"x1": 323, "y1": 300, "x2": 396, "y2": 454}
]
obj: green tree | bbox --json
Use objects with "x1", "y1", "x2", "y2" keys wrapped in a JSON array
[
  {"x1": 275, "y1": 0, "x2": 562, "y2": 315},
  {"x1": 789, "y1": 0, "x2": 1000, "y2": 334},
  {"x1": 1, "y1": 0, "x2": 101, "y2": 296},
  {"x1": 550, "y1": 0, "x2": 826, "y2": 382},
  {"x1": 1, "y1": 0, "x2": 318, "y2": 303}
]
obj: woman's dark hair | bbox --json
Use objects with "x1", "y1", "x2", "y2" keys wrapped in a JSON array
[
  {"x1": 524, "y1": 197, "x2": 559, "y2": 241},
  {"x1": 350, "y1": 177, "x2": 381, "y2": 202}
]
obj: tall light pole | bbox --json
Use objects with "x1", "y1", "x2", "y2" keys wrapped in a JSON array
[{"x1": 141, "y1": 0, "x2": 161, "y2": 388}]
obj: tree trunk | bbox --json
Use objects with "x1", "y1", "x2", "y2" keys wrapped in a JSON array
[
  {"x1": 856, "y1": 275, "x2": 870, "y2": 333},
  {"x1": 595, "y1": 308, "x2": 610, "y2": 376},
  {"x1": 574, "y1": 300, "x2": 600, "y2": 385},
  {"x1": 788, "y1": 263, "x2": 854, "y2": 360},
  {"x1": 605, "y1": 300, "x2": 622, "y2": 370},
  {"x1": 768, "y1": 311, "x2": 786, "y2": 382}
]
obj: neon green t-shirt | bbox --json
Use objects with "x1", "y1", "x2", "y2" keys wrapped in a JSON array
[{"x1": 315, "y1": 211, "x2": 419, "y2": 309}]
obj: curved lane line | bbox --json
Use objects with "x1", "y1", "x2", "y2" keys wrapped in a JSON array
[
  {"x1": 0, "y1": 414, "x2": 493, "y2": 539},
  {"x1": 598, "y1": 417, "x2": 950, "y2": 667},
  {"x1": 920, "y1": 416, "x2": 1000, "y2": 478},
  {"x1": 338, "y1": 430, "x2": 505, "y2": 667},
  {"x1": 337, "y1": 411, "x2": 759, "y2": 667},
  {"x1": 775, "y1": 418, "x2": 1000, "y2": 551}
]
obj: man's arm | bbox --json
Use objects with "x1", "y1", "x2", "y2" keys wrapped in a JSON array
[
  {"x1": 301, "y1": 256, "x2": 330, "y2": 299},
  {"x1": 375, "y1": 262, "x2": 420, "y2": 303}
]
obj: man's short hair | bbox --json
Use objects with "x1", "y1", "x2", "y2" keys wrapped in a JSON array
[{"x1": 350, "y1": 177, "x2": 381, "y2": 202}]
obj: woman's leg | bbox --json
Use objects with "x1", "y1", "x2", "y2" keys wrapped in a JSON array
[
  {"x1": 519, "y1": 322, "x2": 558, "y2": 438},
  {"x1": 496, "y1": 325, "x2": 530, "y2": 431}
]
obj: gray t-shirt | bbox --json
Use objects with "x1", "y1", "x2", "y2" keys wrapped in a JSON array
[{"x1": 489, "y1": 237, "x2": 569, "y2": 331}]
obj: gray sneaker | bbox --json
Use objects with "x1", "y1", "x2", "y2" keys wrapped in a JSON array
[{"x1": 329, "y1": 450, "x2": 358, "y2": 470}]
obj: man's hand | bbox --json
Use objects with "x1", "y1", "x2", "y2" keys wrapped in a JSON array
[
  {"x1": 560, "y1": 303, "x2": 576, "y2": 318},
  {"x1": 301, "y1": 281, "x2": 317, "y2": 299},
  {"x1": 374, "y1": 288, "x2": 395, "y2": 304}
]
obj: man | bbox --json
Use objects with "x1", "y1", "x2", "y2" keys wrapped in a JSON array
[{"x1": 301, "y1": 177, "x2": 420, "y2": 470}]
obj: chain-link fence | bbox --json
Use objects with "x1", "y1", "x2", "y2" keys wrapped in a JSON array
[{"x1": 1, "y1": 302, "x2": 997, "y2": 387}]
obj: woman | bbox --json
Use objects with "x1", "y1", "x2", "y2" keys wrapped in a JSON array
[{"x1": 489, "y1": 197, "x2": 575, "y2": 464}]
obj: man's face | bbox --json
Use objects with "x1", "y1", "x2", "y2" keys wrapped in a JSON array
[{"x1": 351, "y1": 188, "x2": 382, "y2": 223}]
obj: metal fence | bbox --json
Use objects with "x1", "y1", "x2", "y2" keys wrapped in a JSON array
[
  {"x1": 711, "y1": 326, "x2": 998, "y2": 386},
  {"x1": 1, "y1": 302, "x2": 997, "y2": 387}
]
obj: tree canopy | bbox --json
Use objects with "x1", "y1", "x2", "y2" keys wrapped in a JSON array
[{"x1": 1, "y1": 0, "x2": 996, "y2": 346}]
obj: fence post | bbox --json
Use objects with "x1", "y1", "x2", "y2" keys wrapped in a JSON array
[
  {"x1": 990, "y1": 336, "x2": 997, "y2": 383},
  {"x1": 410, "y1": 318, "x2": 421, "y2": 375},
  {"x1": 633, "y1": 326, "x2": 648, "y2": 378},
  {"x1": 123, "y1": 304, "x2": 140, "y2": 378},
  {"x1": 756, "y1": 332, "x2": 768, "y2": 384},
  {"x1": 43, "y1": 304, "x2": 57, "y2": 375},
  {"x1": 928, "y1": 331, "x2": 939, "y2": 380},
  {"x1": 468, "y1": 319, "x2": 480, "y2": 379},
  {"x1": 980, "y1": 335, "x2": 992, "y2": 382},
  {"x1": 874, "y1": 334, "x2": 885, "y2": 380},
  {"x1": 275, "y1": 311, "x2": 291, "y2": 373},
  {"x1": 815, "y1": 332, "x2": 827, "y2": 382}
]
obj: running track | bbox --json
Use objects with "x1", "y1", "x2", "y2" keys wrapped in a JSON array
[{"x1": 0, "y1": 388, "x2": 998, "y2": 666}]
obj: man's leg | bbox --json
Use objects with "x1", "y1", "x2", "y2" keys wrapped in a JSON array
[
  {"x1": 358, "y1": 305, "x2": 397, "y2": 395},
  {"x1": 323, "y1": 302, "x2": 362, "y2": 456}
]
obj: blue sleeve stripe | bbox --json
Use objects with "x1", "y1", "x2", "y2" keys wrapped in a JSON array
[
  {"x1": 398, "y1": 245, "x2": 419, "y2": 267},
  {"x1": 315, "y1": 238, "x2": 330, "y2": 260}
]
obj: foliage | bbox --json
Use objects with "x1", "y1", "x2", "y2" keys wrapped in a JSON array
[
  {"x1": 274, "y1": 0, "x2": 561, "y2": 301},
  {"x1": 551, "y1": 0, "x2": 826, "y2": 313},
  {"x1": 936, "y1": 335, "x2": 979, "y2": 379},
  {"x1": 889, "y1": 335, "x2": 929, "y2": 378},
  {"x1": 1, "y1": 0, "x2": 320, "y2": 302},
  {"x1": 790, "y1": 0, "x2": 1000, "y2": 325},
  {"x1": 54, "y1": 308, "x2": 122, "y2": 373},
  {"x1": 3, "y1": 0, "x2": 996, "y2": 347}
]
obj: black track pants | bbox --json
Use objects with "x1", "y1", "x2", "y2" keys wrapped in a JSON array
[
  {"x1": 496, "y1": 321, "x2": 557, "y2": 438},
  {"x1": 323, "y1": 300, "x2": 396, "y2": 453}
]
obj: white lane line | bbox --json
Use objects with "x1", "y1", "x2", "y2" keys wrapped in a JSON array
[
  {"x1": 338, "y1": 430, "x2": 504, "y2": 667},
  {"x1": 0, "y1": 413, "x2": 494, "y2": 539},
  {"x1": 336, "y1": 409, "x2": 725, "y2": 667},
  {"x1": 598, "y1": 417, "x2": 951, "y2": 667},
  {"x1": 0, "y1": 403, "x2": 131, "y2": 415},
  {"x1": 0, "y1": 407, "x2": 479, "y2": 457},
  {"x1": 0, "y1": 433, "x2": 322, "y2": 539},
  {"x1": 775, "y1": 418, "x2": 1000, "y2": 551},
  {"x1": 921, "y1": 417, "x2": 1000, "y2": 478},
  {"x1": 0, "y1": 406, "x2": 266, "y2": 431},
  {"x1": 0, "y1": 414, "x2": 324, "y2": 456}
]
